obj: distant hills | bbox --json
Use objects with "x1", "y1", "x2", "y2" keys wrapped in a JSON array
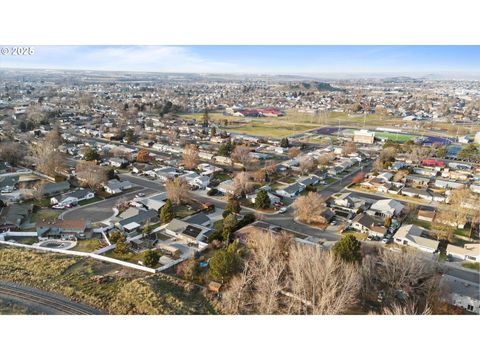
[{"x1": 283, "y1": 81, "x2": 344, "y2": 92}]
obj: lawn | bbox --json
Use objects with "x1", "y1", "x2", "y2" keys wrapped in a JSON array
[
  {"x1": 104, "y1": 249, "x2": 145, "y2": 264},
  {"x1": 342, "y1": 231, "x2": 368, "y2": 241},
  {"x1": 30, "y1": 209, "x2": 62, "y2": 222},
  {"x1": 226, "y1": 121, "x2": 319, "y2": 138},
  {"x1": 173, "y1": 204, "x2": 196, "y2": 218},
  {"x1": 78, "y1": 196, "x2": 102, "y2": 206},
  {"x1": 71, "y1": 239, "x2": 105, "y2": 253},
  {"x1": 461, "y1": 262, "x2": 480, "y2": 272}
]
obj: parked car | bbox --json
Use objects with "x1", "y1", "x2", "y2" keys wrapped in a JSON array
[
  {"x1": 52, "y1": 204, "x2": 65, "y2": 210},
  {"x1": 278, "y1": 207, "x2": 287, "y2": 214},
  {"x1": 135, "y1": 193, "x2": 145, "y2": 198},
  {"x1": 382, "y1": 238, "x2": 392, "y2": 244}
]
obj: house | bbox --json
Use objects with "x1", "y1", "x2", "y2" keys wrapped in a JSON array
[
  {"x1": 104, "y1": 179, "x2": 132, "y2": 194},
  {"x1": 446, "y1": 243, "x2": 480, "y2": 263},
  {"x1": 154, "y1": 167, "x2": 179, "y2": 182},
  {"x1": 368, "y1": 199, "x2": 404, "y2": 218},
  {"x1": 332, "y1": 192, "x2": 366, "y2": 215},
  {"x1": 217, "y1": 179, "x2": 236, "y2": 195},
  {"x1": 185, "y1": 213, "x2": 211, "y2": 227},
  {"x1": 117, "y1": 209, "x2": 158, "y2": 232},
  {"x1": 138, "y1": 193, "x2": 167, "y2": 211},
  {"x1": 393, "y1": 224, "x2": 439, "y2": 253},
  {"x1": 36, "y1": 218, "x2": 89, "y2": 240},
  {"x1": 165, "y1": 219, "x2": 189, "y2": 237},
  {"x1": 247, "y1": 191, "x2": 280, "y2": 205},
  {"x1": 434, "y1": 179, "x2": 465, "y2": 190},
  {"x1": 298, "y1": 175, "x2": 320, "y2": 187},
  {"x1": 0, "y1": 175, "x2": 18, "y2": 193},
  {"x1": 109, "y1": 157, "x2": 129, "y2": 168},
  {"x1": 441, "y1": 275, "x2": 480, "y2": 314},
  {"x1": 40, "y1": 181, "x2": 71, "y2": 197},
  {"x1": 50, "y1": 188, "x2": 94, "y2": 207},
  {"x1": 189, "y1": 175, "x2": 210, "y2": 189},
  {"x1": 0, "y1": 204, "x2": 33, "y2": 232},
  {"x1": 351, "y1": 213, "x2": 387, "y2": 238},
  {"x1": 405, "y1": 175, "x2": 431, "y2": 187},
  {"x1": 417, "y1": 209, "x2": 436, "y2": 222},
  {"x1": 401, "y1": 187, "x2": 433, "y2": 201},
  {"x1": 131, "y1": 162, "x2": 153, "y2": 174},
  {"x1": 276, "y1": 182, "x2": 305, "y2": 198},
  {"x1": 376, "y1": 172, "x2": 394, "y2": 183}
]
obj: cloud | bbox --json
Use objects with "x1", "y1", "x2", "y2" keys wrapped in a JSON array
[{"x1": 0, "y1": 45, "x2": 238, "y2": 72}]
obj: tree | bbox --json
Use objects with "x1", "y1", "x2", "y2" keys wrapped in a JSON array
[
  {"x1": 332, "y1": 234, "x2": 362, "y2": 263},
  {"x1": 165, "y1": 177, "x2": 190, "y2": 205},
  {"x1": 136, "y1": 149, "x2": 151, "y2": 163},
  {"x1": 384, "y1": 216, "x2": 392, "y2": 228},
  {"x1": 0, "y1": 142, "x2": 25, "y2": 166},
  {"x1": 202, "y1": 108, "x2": 210, "y2": 128},
  {"x1": 176, "y1": 258, "x2": 199, "y2": 281},
  {"x1": 231, "y1": 145, "x2": 251, "y2": 168},
  {"x1": 29, "y1": 131, "x2": 66, "y2": 177},
  {"x1": 292, "y1": 192, "x2": 327, "y2": 225},
  {"x1": 351, "y1": 171, "x2": 365, "y2": 184},
  {"x1": 75, "y1": 161, "x2": 108, "y2": 191},
  {"x1": 255, "y1": 189, "x2": 271, "y2": 209},
  {"x1": 160, "y1": 199, "x2": 174, "y2": 223},
  {"x1": 217, "y1": 140, "x2": 235, "y2": 156},
  {"x1": 114, "y1": 235, "x2": 129, "y2": 254},
  {"x1": 208, "y1": 243, "x2": 241, "y2": 283},
  {"x1": 342, "y1": 141, "x2": 357, "y2": 156},
  {"x1": 109, "y1": 231, "x2": 126, "y2": 244},
  {"x1": 182, "y1": 144, "x2": 199, "y2": 170},
  {"x1": 280, "y1": 137, "x2": 290, "y2": 148},
  {"x1": 83, "y1": 147, "x2": 100, "y2": 161},
  {"x1": 233, "y1": 171, "x2": 253, "y2": 197},
  {"x1": 298, "y1": 156, "x2": 316, "y2": 174},
  {"x1": 288, "y1": 147, "x2": 301, "y2": 159},
  {"x1": 124, "y1": 128, "x2": 135, "y2": 144},
  {"x1": 143, "y1": 250, "x2": 160, "y2": 268},
  {"x1": 210, "y1": 127, "x2": 217, "y2": 137},
  {"x1": 225, "y1": 197, "x2": 241, "y2": 214}
]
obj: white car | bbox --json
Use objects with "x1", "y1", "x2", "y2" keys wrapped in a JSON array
[
  {"x1": 52, "y1": 204, "x2": 65, "y2": 210},
  {"x1": 278, "y1": 207, "x2": 287, "y2": 214}
]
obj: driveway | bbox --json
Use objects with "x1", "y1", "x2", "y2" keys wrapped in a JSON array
[{"x1": 61, "y1": 188, "x2": 154, "y2": 223}]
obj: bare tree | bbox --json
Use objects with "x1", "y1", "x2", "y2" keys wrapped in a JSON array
[
  {"x1": 288, "y1": 244, "x2": 361, "y2": 315},
  {"x1": 317, "y1": 153, "x2": 334, "y2": 168},
  {"x1": 298, "y1": 156, "x2": 316, "y2": 174},
  {"x1": 0, "y1": 142, "x2": 25, "y2": 166},
  {"x1": 288, "y1": 147, "x2": 301, "y2": 159},
  {"x1": 341, "y1": 141, "x2": 357, "y2": 156},
  {"x1": 231, "y1": 145, "x2": 251, "y2": 168},
  {"x1": 29, "y1": 131, "x2": 65, "y2": 177},
  {"x1": 292, "y1": 192, "x2": 327, "y2": 225},
  {"x1": 182, "y1": 144, "x2": 199, "y2": 170},
  {"x1": 233, "y1": 171, "x2": 254, "y2": 196},
  {"x1": 75, "y1": 161, "x2": 108, "y2": 191},
  {"x1": 165, "y1": 177, "x2": 190, "y2": 205}
]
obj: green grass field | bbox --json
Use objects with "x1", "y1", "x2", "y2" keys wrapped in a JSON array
[
  {"x1": 180, "y1": 110, "x2": 402, "y2": 138},
  {"x1": 71, "y1": 239, "x2": 105, "y2": 253}
]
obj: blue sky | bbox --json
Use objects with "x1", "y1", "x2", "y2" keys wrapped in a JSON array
[{"x1": 1, "y1": 45, "x2": 479, "y2": 76}]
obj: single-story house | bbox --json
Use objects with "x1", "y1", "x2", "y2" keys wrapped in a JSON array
[
  {"x1": 441, "y1": 275, "x2": 480, "y2": 314},
  {"x1": 217, "y1": 180, "x2": 236, "y2": 195},
  {"x1": 104, "y1": 179, "x2": 132, "y2": 194},
  {"x1": 351, "y1": 213, "x2": 387, "y2": 238},
  {"x1": 276, "y1": 182, "x2": 305, "y2": 198},
  {"x1": 401, "y1": 187, "x2": 433, "y2": 201},
  {"x1": 393, "y1": 224, "x2": 439, "y2": 253},
  {"x1": 185, "y1": 213, "x2": 211, "y2": 227},
  {"x1": 138, "y1": 193, "x2": 167, "y2": 211},
  {"x1": 36, "y1": 218, "x2": 89, "y2": 240},
  {"x1": 434, "y1": 179, "x2": 465, "y2": 190},
  {"x1": 50, "y1": 188, "x2": 94, "y2": 206},
  {"x1": 117, "y1": 209, "x2": 158, "y2": 232},
  {"x1": 40, "y1": 181, "x2": 71, "y2": 197},
  {"x1": 247, "y1": 191, "x2": 281, "y2": 205},
  {"x1": 0, "y1": 204, "x2": 33, "y2": 232},
  {"x1": 446, "y1": 243, "x2": 480, "y2": 263},
  {"x1": 368, "y1": 199, "x2": 404, "y2": 218},
  {"x1": 417, "y1": 209, "x2": 436, "y2": 222},
  {"x1": 109, "y1": 157, "x2": 129, "y2": 168}
]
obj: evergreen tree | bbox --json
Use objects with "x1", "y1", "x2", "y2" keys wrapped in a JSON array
[
  {"x1": 83, "y1": 147, "x2": 100, "y2": 161},
  {"x1": 210, "y1": 127, "x2": 217, "y2": 137},
  {"x1": 202, "y1": 108, "x2": 210, "y2": 128},
  {"x1": 143, "y1": 250, "x2": 160, "y2": 267},
  {"x1": 332, "y1": 234, "x2": 362, "y2": 263},
  {"x1": 208, "y1": 242, "x2": 241, "y2": 283},
  {"x1": 160, "y1": 199, "x2": 174, "y2": 223},
  {"x1": 280, "y1": 137, "x2": 290, "y2": 148},
  {"x1": 114, "y1": 235, "x2": 129, "y2": 254},
  {"x1": 255, "y1": 189, "x2": 271, "y2": 209},
  {"x1": 225, "y1": 198, "x2": 241, "y2": 214}
]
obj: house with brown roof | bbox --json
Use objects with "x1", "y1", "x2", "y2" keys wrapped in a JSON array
[{"x1": 36, "y1": 218, "x2": 89, "y2": 240}]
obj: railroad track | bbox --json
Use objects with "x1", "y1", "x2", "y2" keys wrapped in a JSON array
[{"x1": 0, "y1": 283, "x2": 99, "y2": 315}]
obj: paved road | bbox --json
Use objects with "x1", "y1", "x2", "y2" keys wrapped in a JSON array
[
  {"x1": 61, "y1": 188, "x2": 155, "y2": 222},
  {"x1": 0, "y1": 280, "x2": 103, "y2": 315}
]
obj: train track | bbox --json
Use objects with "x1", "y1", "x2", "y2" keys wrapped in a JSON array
[{"x1": 0, "y1": 282, "x2": 100, "y2": 315}]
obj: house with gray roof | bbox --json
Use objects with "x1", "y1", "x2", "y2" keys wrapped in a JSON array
[{"x1": 40, "y1": 181, "x2": 71, "y2": 197}]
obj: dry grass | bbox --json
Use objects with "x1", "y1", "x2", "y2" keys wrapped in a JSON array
[{"x1": 0, "y1": 246, "x2": 216, "y2": 314}]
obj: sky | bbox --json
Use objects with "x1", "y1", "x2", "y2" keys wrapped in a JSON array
[{"x1": 1, "y1": 45, "x2": 479, "y2": 77}]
